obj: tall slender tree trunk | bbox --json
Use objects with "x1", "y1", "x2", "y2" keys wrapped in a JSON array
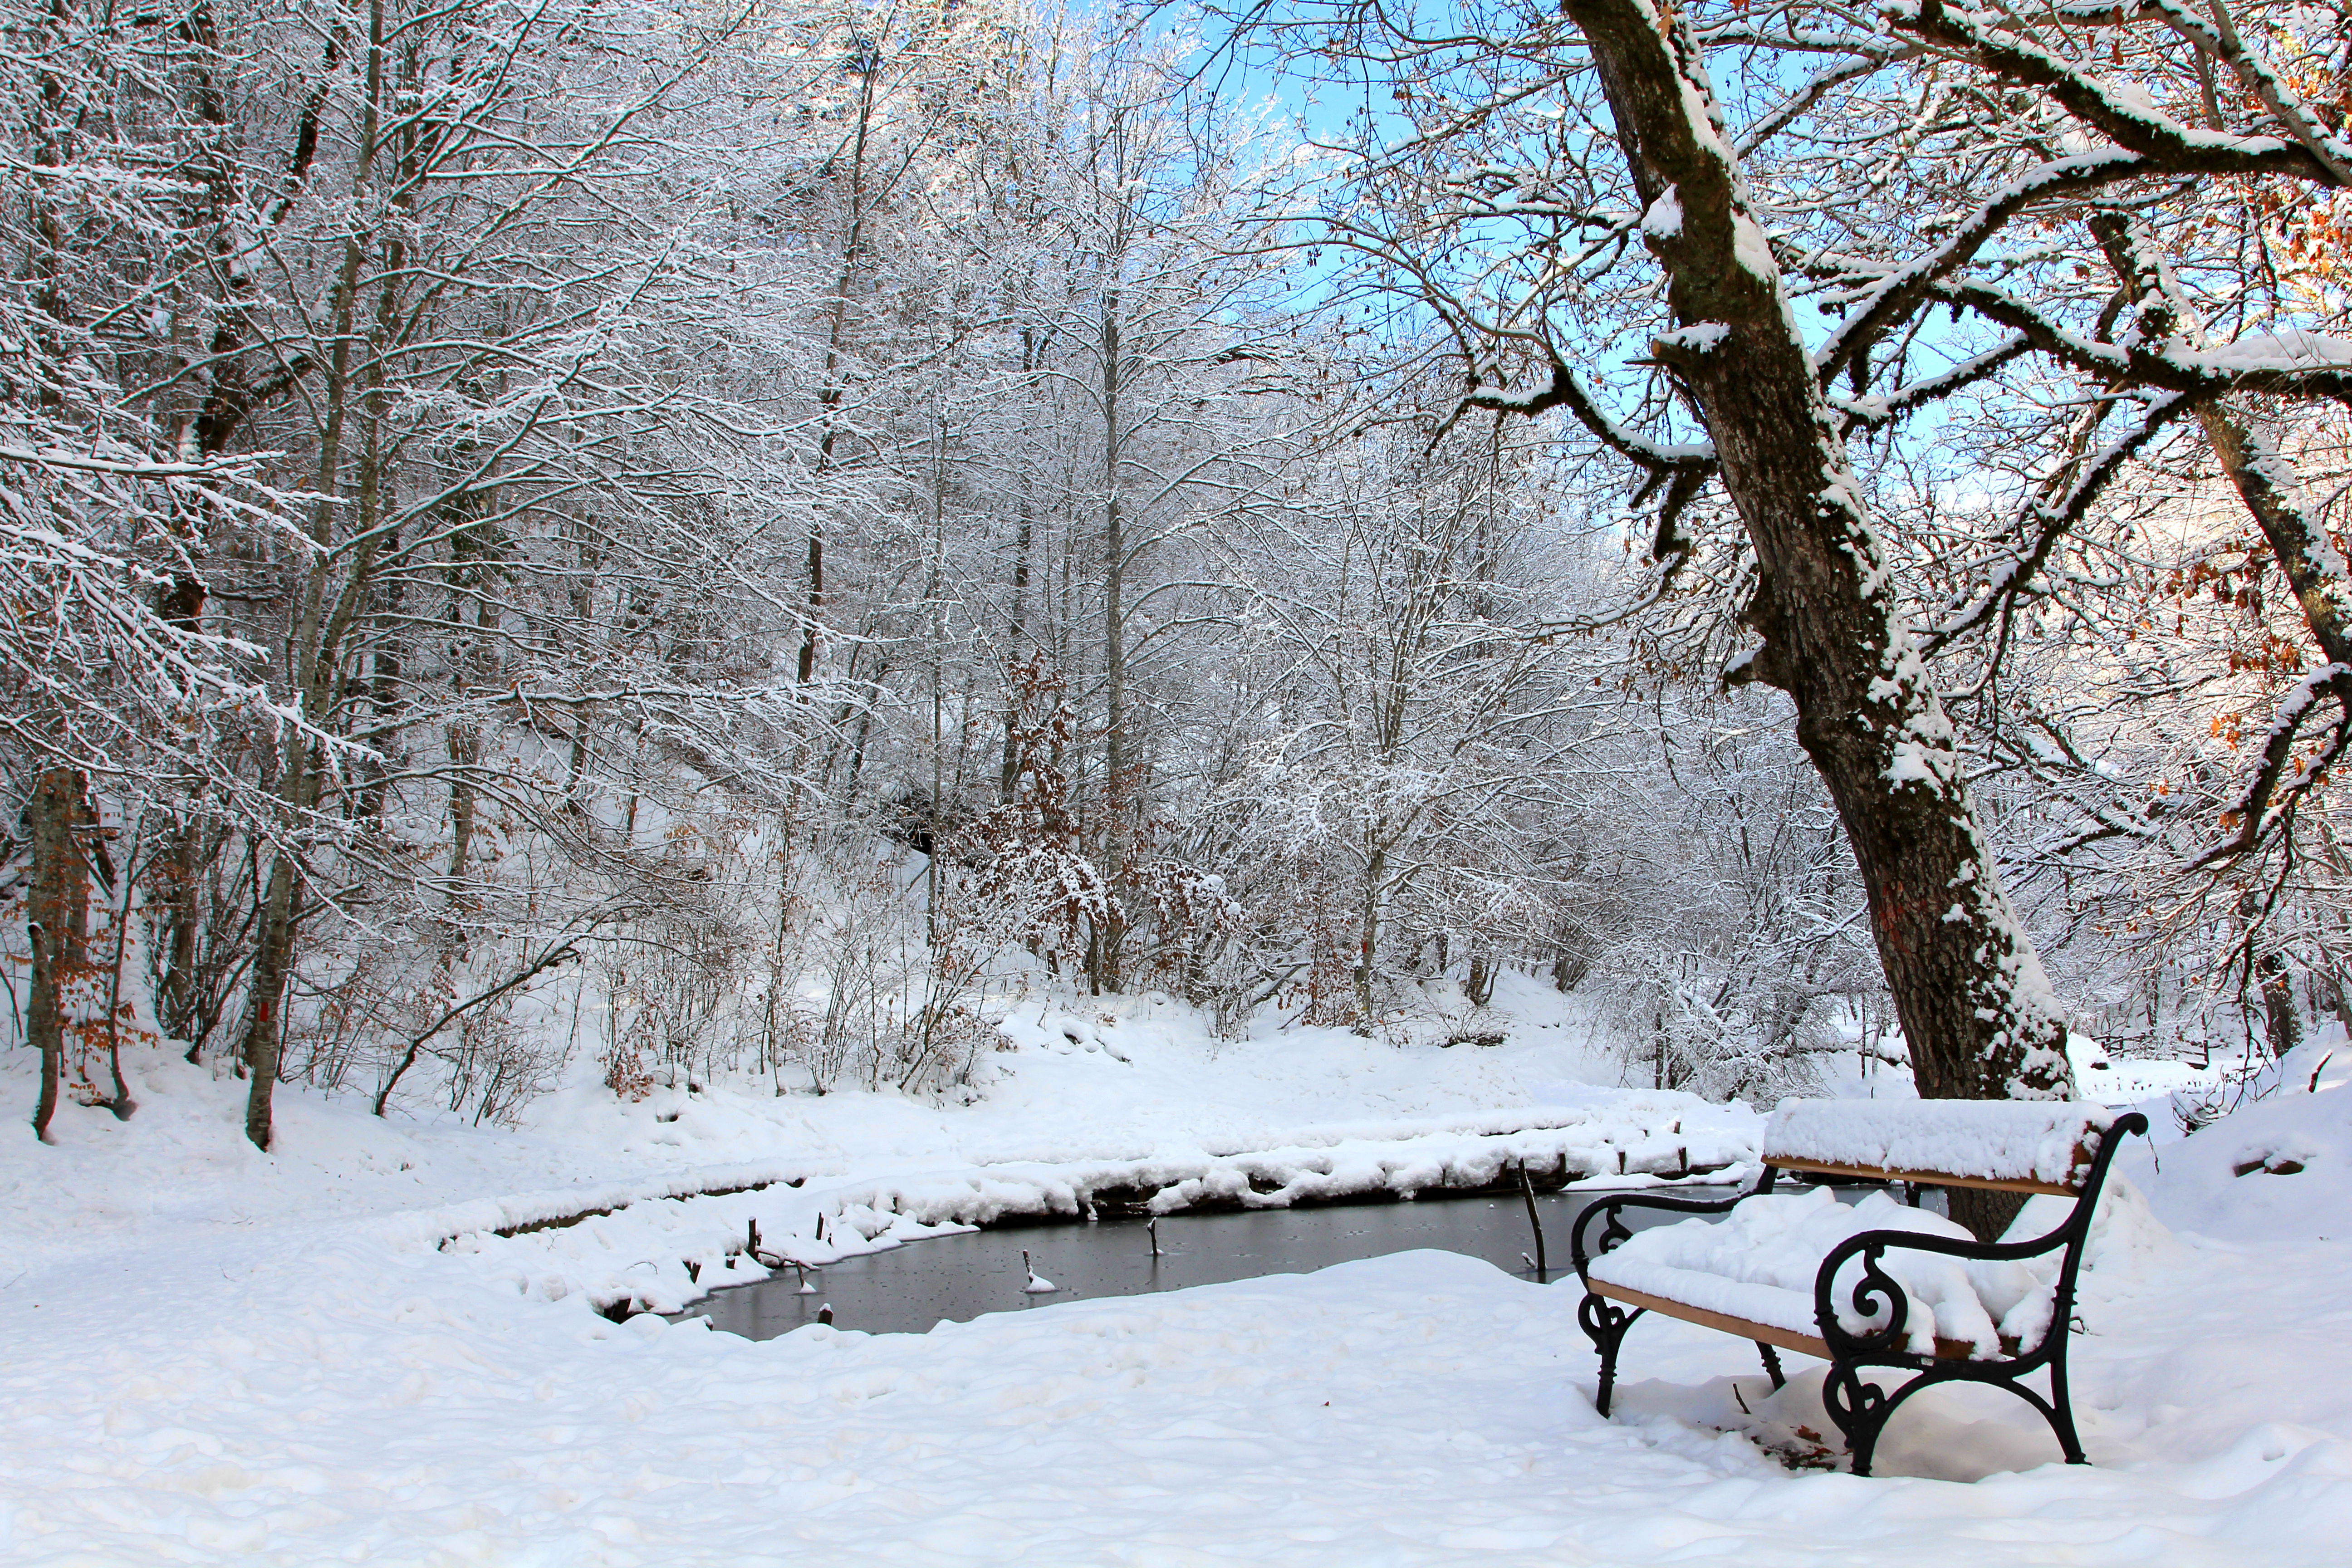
[
  {"x1": 239, "y1": 0, "x2": 388, "y2": 1151},
  {"x1": 1001, "y1": 329, "x2": 1040, "y2": 802},
  {"x1": 923, "y1": 381, "x2": 950, "y2": 947},
  {"x1": 1562, "y1": 0, "x2": 2073, "y2": 1235},
  {"x1": 26, "y1": 767, "x2": 86, "y2": 1141},
  {"x1": 445, "y1": 723, "x2": 479, "y2": 946},
  {"x1": 241, "y1": 848, "x2": 299, "y2": 1140},
  {"x1": 797, "y1": 64, "x2": 879, "y2": 689},
  {"x1": 23, "y1": 0, "x2": 81, "y2": 1141},
  {"x1": 357, "y1": 572, "x2": 403, "y2": 823},
  {"x1": 1353, "y1": 844, "x2": 1384, "y2": 1029},
  {"x1": 98, "y1": 814, "x2": 140, "y2": 1119},
  {"x1": 1096, "y1": 294, "x2": 1127, "y2": 994},
  {"x1": 999, "y1": 498, "x2": 1036, "y2": 800},
  {"x1": 2091, "y1": 217, "x2": 2347, "y2": 1047},
  {"x1": 157, "y1": 812, "x2": 203, "y2": 1057}
]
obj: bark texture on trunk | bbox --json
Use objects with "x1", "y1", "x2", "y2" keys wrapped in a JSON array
[{"x1": 1562, "y1": 0, "x2": 2074, "y2": 1235}]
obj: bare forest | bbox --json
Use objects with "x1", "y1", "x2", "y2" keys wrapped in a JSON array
[{"x1": 8, "y1": 0, "x2": 2352, "y2": 1153}]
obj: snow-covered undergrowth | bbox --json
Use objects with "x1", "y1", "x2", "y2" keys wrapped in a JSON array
[
  {"x1": 4, "y1": 1002, "x2": 2350, "y2": 1564},
  {"x1": 8, "y1": 990, "x2": 1751, "y2": 1323}
]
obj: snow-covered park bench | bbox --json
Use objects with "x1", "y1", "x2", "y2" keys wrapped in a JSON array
[{"x1": 1570, "y1": 1099, "x2": 2148, "y2": 1475}]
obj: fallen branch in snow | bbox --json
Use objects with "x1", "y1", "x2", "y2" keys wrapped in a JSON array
[
  {"x1": 482, "y1": 1176, "x2": 805, "y2": 1242},
  {"x1": 372, "y1": 918, "x2": 614, "y2": 1116},
  {"x1": 413, "y1": 1164, "x2": 819, "y2": 1249}
]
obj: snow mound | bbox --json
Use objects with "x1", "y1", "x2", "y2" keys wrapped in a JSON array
[
  {"x1": 2011, "y1": 1171, "x2": 2178, "y2": 1273},
  {"x1": 2136, "y1": 1029, "x2": 2352, "y2": 1244},
  {"x1": 997, "y1": 1005, "x2": 1132, "y2": 1061}
]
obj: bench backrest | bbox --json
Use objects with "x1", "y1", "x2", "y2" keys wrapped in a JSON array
[{"x1": 1761, "y1": 1099, "x2": 2120, "y2": 1195}]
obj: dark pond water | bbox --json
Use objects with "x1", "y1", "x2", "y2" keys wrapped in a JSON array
[{"x1": 679, "y1": 1184, "x2": 1741, "y2": 1340}]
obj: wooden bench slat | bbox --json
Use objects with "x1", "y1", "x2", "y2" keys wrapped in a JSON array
[
  {"x1": 1765, "y1": 1156, "x2": 2082, "y2": 1196},
  {"x1": 1592, "y1": 1281, "x2": 1831, "y2": 1359},
  {"x1": 1590, "y1": 1280, "x2": 2020, "y2": 1363}
]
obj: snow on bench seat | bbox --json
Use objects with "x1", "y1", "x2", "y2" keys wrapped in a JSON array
[
  {"x1": 1585, "y1": 1188, "x2": 2057, "y2": 1360},
  {"x1": 1762, "y1": 1099, "x2": 2119, "y2": 1193}
]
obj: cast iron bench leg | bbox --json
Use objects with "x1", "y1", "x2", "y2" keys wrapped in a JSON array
[
  {"x1": 1825, "y1": 1364, "x2": 1893, "y2": 1478},
  {"x1": 1578, "y1": 1293, "x2": 1642, "y2": 1417},
  {"x1": 1756, "y1": 1342, "x2": 1785, "y2": 1391},
  {"x1": 2048, "y1": 1348, "x2": 2087, "y2": 1464}
]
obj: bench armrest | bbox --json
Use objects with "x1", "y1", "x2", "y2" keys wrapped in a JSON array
[
  {"x1": 1811, "y1": 1110, "x2": 2146, "y2": 1358},
  {"x1": 1571, "y1": 1176, "x2": 1775, "y2": 1276},
  {"x1": 1808, "y1": 1223, "x2": 2050, "y2": 1357}
]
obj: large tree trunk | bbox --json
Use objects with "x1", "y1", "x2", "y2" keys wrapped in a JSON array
[{"x1": 1563, "y1": 0, "x2": 2073, "y2": 1233}]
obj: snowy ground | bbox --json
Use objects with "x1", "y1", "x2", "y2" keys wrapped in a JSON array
[{"x1": 5, "y1": 989, "x2": 2351, "y2": 1565}]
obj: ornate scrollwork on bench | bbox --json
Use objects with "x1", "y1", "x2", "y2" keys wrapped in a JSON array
[{"x1": 1833, "y1": 1240, "x2": 1910, "y2": 1359}]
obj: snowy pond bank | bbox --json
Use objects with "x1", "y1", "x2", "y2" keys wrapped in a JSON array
[{"x1": 440, "y1": 1096, "x2": 1760, "y2": 1322}]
